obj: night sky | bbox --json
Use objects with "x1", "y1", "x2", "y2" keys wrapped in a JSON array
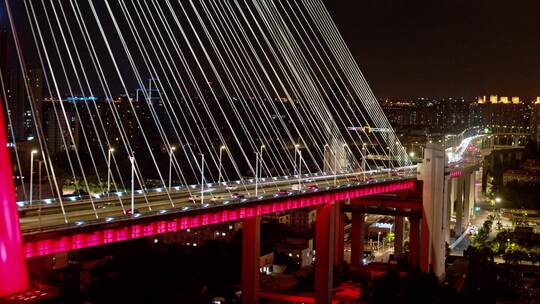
[
  {"x1": 3, "y1": 1, "x2": 540, "y2": 100},
  {"x1": 325, "y1": 0, "x2": 540, "y2": 100}
]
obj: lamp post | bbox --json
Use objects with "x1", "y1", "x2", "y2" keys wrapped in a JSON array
[
  {"x1": 333, "y1": 147, "x2": 337, "y2": 187},
  {"x1": 255, "y1": 152, "x2": 259, "y2": 196},
  {"x1": 169, "y1": 146, "x2": 176, "y2": 189},
  {"x1": 377, "y1": 231, "x2": 381, "y2": 252},
  {"x1": 298, "y1": 150, "x2": 302, "y2": 190},
  {"x1": 38, "y1": 160, "x2": 43, "y2": 200},
  {"x1": 107, "y1": 148, "x2": 115, "y2": 194},
  {"x1": 255, "y1": 145, "x2": 265, "y2": 196},
  {"x1": 323, "y1": 144, "x2": 329, "y2": 174},
  {"x1": 29, "y1": 150, "x2": 37, "y2": 205},
  {"x1": 218, "y1": 145, "x2": 226, "y2": 184},
  {"x1": 362, "y1": 143, "x2": 367, "y2": 180},
  {"x1": 387, "y1": 146, "x2": 391, "y2": 170},
  {"x1": 294, "y1": 143, "x2": 300, "y2": 176},
  {"x1": 200, "y1": 154, "x2": 205, "y2": 205},
  {"x1": 129, "y1": 155, "x2": 135, "y2": 214},
  {"x1": 259, "y1": 144, "x2": 265, "y2": 179},
  {"x1": 343, "y1": 143, "x2": 349, "y2": 173}
]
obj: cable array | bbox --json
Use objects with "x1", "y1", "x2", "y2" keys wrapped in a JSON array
[{"x1": 2, "y1": 0, "x2": 412, "y2": 226}]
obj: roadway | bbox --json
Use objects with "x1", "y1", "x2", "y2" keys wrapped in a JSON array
[{"x1": 19, "y1": 169, "x2": 416, "y2": 234}]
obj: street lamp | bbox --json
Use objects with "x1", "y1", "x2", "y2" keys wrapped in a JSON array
[
  {"x1": 294, "y1": 143, "x2": 300, "y2": 176},
  {"x1": 255, "y1": 145, "x2": 265, "y2": 196},
  {"x1": 323, "y1": 144, "x2": 330, "y2": 174},
  {"x1": 169, "y1": 146, "x2": 176, "y2": 189},
  {"x1": 200, "y1": 154, "x2": 205, "y2": 205},
  {"x1": 129, "y1": 155, "x2": 135, "y2": 214},
  {"x1": 361, "y1": 143, "x2": 368, "y2": 181},
  {"x1": 298, "y1": 150, "x2": 303, "y2": 190},
  {"x1": 386, "y1": 146, "x2": 391, "y2": 171},
  {"x1": 29, "y1": 149, "x2": 37, "y2": 204},
  {"x1": 495, "y1": 197, "x2": 502, "y2": 203},
  {"x1": 38, "y1": 160, "x2": 43, "y2": 200},
  {"x1": 218, "y1": 145, "x2": 226, "y2": 184},
  {"x1": 259, "y1": 144, "x2": 265, "y2": 178},
  {"x1": 333, "y1": 146, "x2": 337, "y2": 187},
  {"x1": 342, "y1": 143, "x2": 349, "y2": 173},
  {"x1": 107, "y1": 148, "x2": 115, "y2": 194},
  {"x1": 377, "y1": 231, "x2": 381, "y2": 251}
]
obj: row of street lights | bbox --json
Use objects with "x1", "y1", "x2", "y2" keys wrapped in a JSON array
[{"x1": 29, "y1": 141, "x2": 368, "y2": 204}]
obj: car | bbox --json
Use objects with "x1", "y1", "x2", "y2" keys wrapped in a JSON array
[
  {"x1": 307, "y1": 184, "x2": 319, "y2": 190},
  {"x1": 97, "y1": 202, "x2": 114, "y2": 209},
  {"x1": 225, "y1": 185, "x2": 238, "y2": 190},
  {"x1": 231, "y1": 193, "x2": 245, "y2": 199},
  {"x1": 125, "y1": 208, "x2": 140, "y2": 215},
  {"x1": 210, "y1": 196, "x2": 223, "y2": 202},
  {"x1": 291, "y1": 184, "x2": 303, "y2": 191},
  {"x1": 362, "y1": 251, "x2": 375, "y2": 265},
  {"x1": 277, "y1": 190, "x2": 288, "y2": 195}
]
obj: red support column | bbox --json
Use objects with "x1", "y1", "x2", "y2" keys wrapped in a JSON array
[
  {"x1": 350, "y1": 211, "x2": 365, "y2": 266},
  {"x1": 315, "y1": 203, "x2": 335, "y2": 304},
  {"x1": 241, "y1": 216, "x2": 260, "y2": 304},
  {"x1": 394, "y1": 216, "x2": 404, "y2": 258},
  {"x1": 333, "y1": 201, "x2": 344, "y2": 266},
  {"x1": 0, "y1": 96, "x2": 29, "y2": 297},
  {"x1": 408, "y1": 217, "x2": 420, "y2": 270}
]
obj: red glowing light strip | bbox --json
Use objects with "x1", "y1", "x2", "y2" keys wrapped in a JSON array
[
  {"x1": 23, "y1": 180, "x2": 415, "y2": 258},
  {"x1": 449, "y1": 171, "x2": 462, "y2": 178}
]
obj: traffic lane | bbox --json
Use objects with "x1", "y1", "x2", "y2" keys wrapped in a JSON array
[{"x1": 19, "y1": 174, "x2": 398, "y2": 232}]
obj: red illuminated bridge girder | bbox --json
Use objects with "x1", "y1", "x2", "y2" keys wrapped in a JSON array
[{"x1": 23, "y1": 180, "x2": 415, "y2": 258}]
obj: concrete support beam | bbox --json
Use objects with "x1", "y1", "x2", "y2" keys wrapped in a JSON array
[
  {"x1": 242, "y1": 216, "x2": 261, "y2": 304},
  {"x1": 455, "y1": 176, "x2": 464, "y2": 236},
  {"x1": 469, "y1": 172, "x2": 476, "y2": 219},
  {"x1": 315, "y1": 203, "x2": 335, "y2": 304},
  {"x1": 350, "y1": 212, "x2": 365, "y2": 266},
  {"x1": 444, "y1": 177, "x2": 452, "y2": 243},
  {"x1": 449, "y1": 178, "x2": 456, "y2": 215},
  {"x1": 333, "y1": 201, "x2": 345, "y2": 266},
  {"x1": 394, "y1": 216, "x2": 404, "y2": 257},
  {"x1": 408, "y1": 217, "x2": 420, "y2": 270},
  {"x1": 463, "y1": 173, "x2": 471, "y2": 227},
  {"x1": 418, "y1": 143, "x2": 446, "y2": 277}
]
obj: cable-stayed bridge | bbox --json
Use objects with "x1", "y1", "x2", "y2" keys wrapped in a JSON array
[{"x1": 0, "y1": 0, "x2": 491, "y2": 302}]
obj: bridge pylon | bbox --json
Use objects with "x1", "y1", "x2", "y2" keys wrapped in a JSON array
[{"x1": 0, "y1": 96, "x2": 29, "y2": 296}]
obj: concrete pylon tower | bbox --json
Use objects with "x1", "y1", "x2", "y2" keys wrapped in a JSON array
[{"x1": 418, "y1": 143, "x2": 447, "y2": 278}]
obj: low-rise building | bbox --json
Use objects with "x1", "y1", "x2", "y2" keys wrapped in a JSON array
[
  {"x1": 503, "y1": 169, "x2": 540, "y2": 185},
  {"x1": 161, "y1": 222, "x2": 242, "y2": 247},
  {"x1": 289, "y1": 207, "x2": 317, "y2": 233},
  {"x1": 263, "y1": 212, "x2": 291, "y2": 225},
  {"x1": 273, "y1": 237, "x2": 313, "y2": 268}
]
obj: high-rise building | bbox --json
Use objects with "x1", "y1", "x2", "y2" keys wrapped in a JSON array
[
  {"x1": 43, "y1": 97, "x2": 80, "y2": 155},
  {"x1": 531, "y1": 97, "x2": 540, "y2": 146},
  {"x1": 469, "y1": 95, "x2": 529, "y2": 130},
  {"x1": 380, "y1": 97, "x2": 473, "y2": 134},
  {"x1": 0, "y1": 27, "x2": 8, "y2": 79},
  {"x1": 8, "y1": 67, "x2": 43, "y2": 140}
]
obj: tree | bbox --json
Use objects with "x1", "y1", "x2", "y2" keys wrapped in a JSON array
[{"x1": 384, "y1": 232, "x2": 395, "y2": 245}]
